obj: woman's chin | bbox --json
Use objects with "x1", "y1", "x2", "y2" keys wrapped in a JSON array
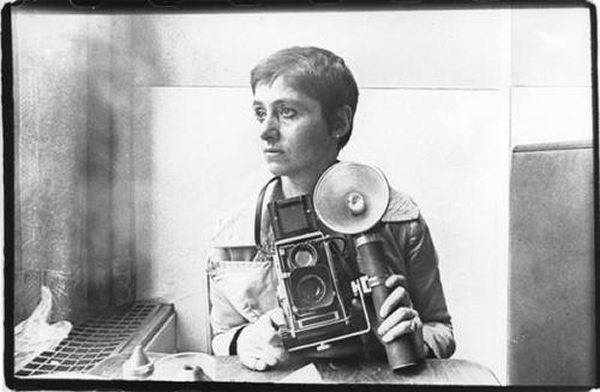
[{"x1": 265, "y1": 162, "x2": 292, "y2": 177}]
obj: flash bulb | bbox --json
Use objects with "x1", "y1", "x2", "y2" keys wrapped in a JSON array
[{"x1": 346, "y1": 192, "x2": 367, "y2": 216}]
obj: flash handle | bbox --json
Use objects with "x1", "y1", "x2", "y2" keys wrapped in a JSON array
[{"x1": 354, "y1": 231, "x2": 422, "y2": 371}]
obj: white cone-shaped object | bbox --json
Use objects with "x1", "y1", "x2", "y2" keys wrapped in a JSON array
[{"x1": 122, "y1": 345, "x2": 154, "y2": 379}]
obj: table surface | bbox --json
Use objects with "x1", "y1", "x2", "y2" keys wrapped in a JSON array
[{"x1": 90, "y1": 352, "x2": 500, "y2": 385}]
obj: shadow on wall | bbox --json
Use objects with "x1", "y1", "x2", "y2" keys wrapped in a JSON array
[
  {"x1": 15, "y1": 13, "x2": 90, "y2": 324},
  {"x1": 14, "y1": 14, "x2": 171, "y2": 325}
]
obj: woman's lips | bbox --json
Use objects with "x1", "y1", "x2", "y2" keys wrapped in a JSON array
[{"x1": 264, "y1": 148, "x2": 284, "y2": 156}]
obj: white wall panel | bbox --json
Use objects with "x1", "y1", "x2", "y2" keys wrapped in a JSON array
[
  {"x1": 511, "y1": 7, "x2": 591, "y2": 87},
  {"x1": 511, "y1": 87, "x2": 593, "y2": 146}
]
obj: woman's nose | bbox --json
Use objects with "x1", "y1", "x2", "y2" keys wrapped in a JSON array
[{"x1": 260, "y1": 114, "x2": 280, "y2": 141}]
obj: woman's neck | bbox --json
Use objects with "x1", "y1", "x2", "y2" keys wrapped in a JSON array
[{"x1": 280, "y1": 176, "x2": 317, "y2": 198}]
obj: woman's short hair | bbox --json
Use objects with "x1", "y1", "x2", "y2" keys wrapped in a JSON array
[{"x1": 250, "y1": 46, "x2": 359, "y2": 150}]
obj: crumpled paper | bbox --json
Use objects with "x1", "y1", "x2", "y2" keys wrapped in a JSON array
[{"x1": 15, "y1": 286, "x2": 72, "y2": 371}]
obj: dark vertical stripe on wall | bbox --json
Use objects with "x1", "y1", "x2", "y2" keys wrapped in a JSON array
[
  {"x1": 85, "y1": 17, "x2": 114, "y2": 311},
  {"x1": 83, "y1": 16, "x2": 136, "y2": 310},
  {"x1": 109, "y1": 16, "x2": 136, "y2": 308}
]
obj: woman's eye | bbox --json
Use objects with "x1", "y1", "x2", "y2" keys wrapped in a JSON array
[
  {"x1": 254, "y1": 108, "x2": 266, "y2": 122},
  {"x1": 279, "y1": 106, "x2": 297, "y2": 119}
]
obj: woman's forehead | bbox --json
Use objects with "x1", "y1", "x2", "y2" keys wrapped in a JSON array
[{"x1": 253, "y1": 76, "x2": 317, "y2": 105}]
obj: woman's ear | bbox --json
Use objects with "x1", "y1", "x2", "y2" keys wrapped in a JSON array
[{"x1": 332, "y1": 105, "x2": 352, "y2": 139}]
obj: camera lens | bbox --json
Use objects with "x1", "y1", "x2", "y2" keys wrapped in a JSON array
[
  {"x1": 290, "y1": 244, "x2": 318, "y2": 268},
  {"x1": 297, "y1": 275, "x2": 326, "y2": 304},
  {"x1": 290, "y1": 266, "x2": 335, "y2": 312}
]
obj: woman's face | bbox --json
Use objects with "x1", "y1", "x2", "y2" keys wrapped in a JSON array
[{"x1": 252, "y1": 77, "x2": 339, "y2": 179}]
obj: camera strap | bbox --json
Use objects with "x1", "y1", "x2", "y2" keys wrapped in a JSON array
[{"x1": 254, "y1": 176, "x2": 281, "y2": 250}]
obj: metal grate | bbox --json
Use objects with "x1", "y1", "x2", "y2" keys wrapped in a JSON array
[{"x1": 16, "y1": 302, "x2": 159, "y2": 377}]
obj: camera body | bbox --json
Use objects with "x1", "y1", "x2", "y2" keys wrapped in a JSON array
[{"x1": 268, "y1": 195, "x2": 371, "y2": 352}]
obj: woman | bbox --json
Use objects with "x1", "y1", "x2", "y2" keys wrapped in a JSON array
[{"x1": 207, "y1": 46, "x2": 455, "y2": 372}]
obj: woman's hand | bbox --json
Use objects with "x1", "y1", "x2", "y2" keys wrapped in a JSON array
[
  {"x1": 376, "y1": 275, "x2": 427, "y2": 358},
  {"x1": 237, "y1": 308, "x2": 288, "y2": 371}
]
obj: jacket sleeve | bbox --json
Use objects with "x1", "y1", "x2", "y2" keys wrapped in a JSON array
[
  {"x1": 402, "y1": 215, "x2": 456, "y2": 359},
  {"x1": 207, "y1": 244, "x2": 250, "y2": 355},
  {"x1": 208, "y1": 263, "x2": 249, "y2": 355}
]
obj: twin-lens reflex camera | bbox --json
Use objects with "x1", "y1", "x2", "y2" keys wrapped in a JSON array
[{"x1": 267, "y1": 162, "x2": 422, "y2": 370}]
